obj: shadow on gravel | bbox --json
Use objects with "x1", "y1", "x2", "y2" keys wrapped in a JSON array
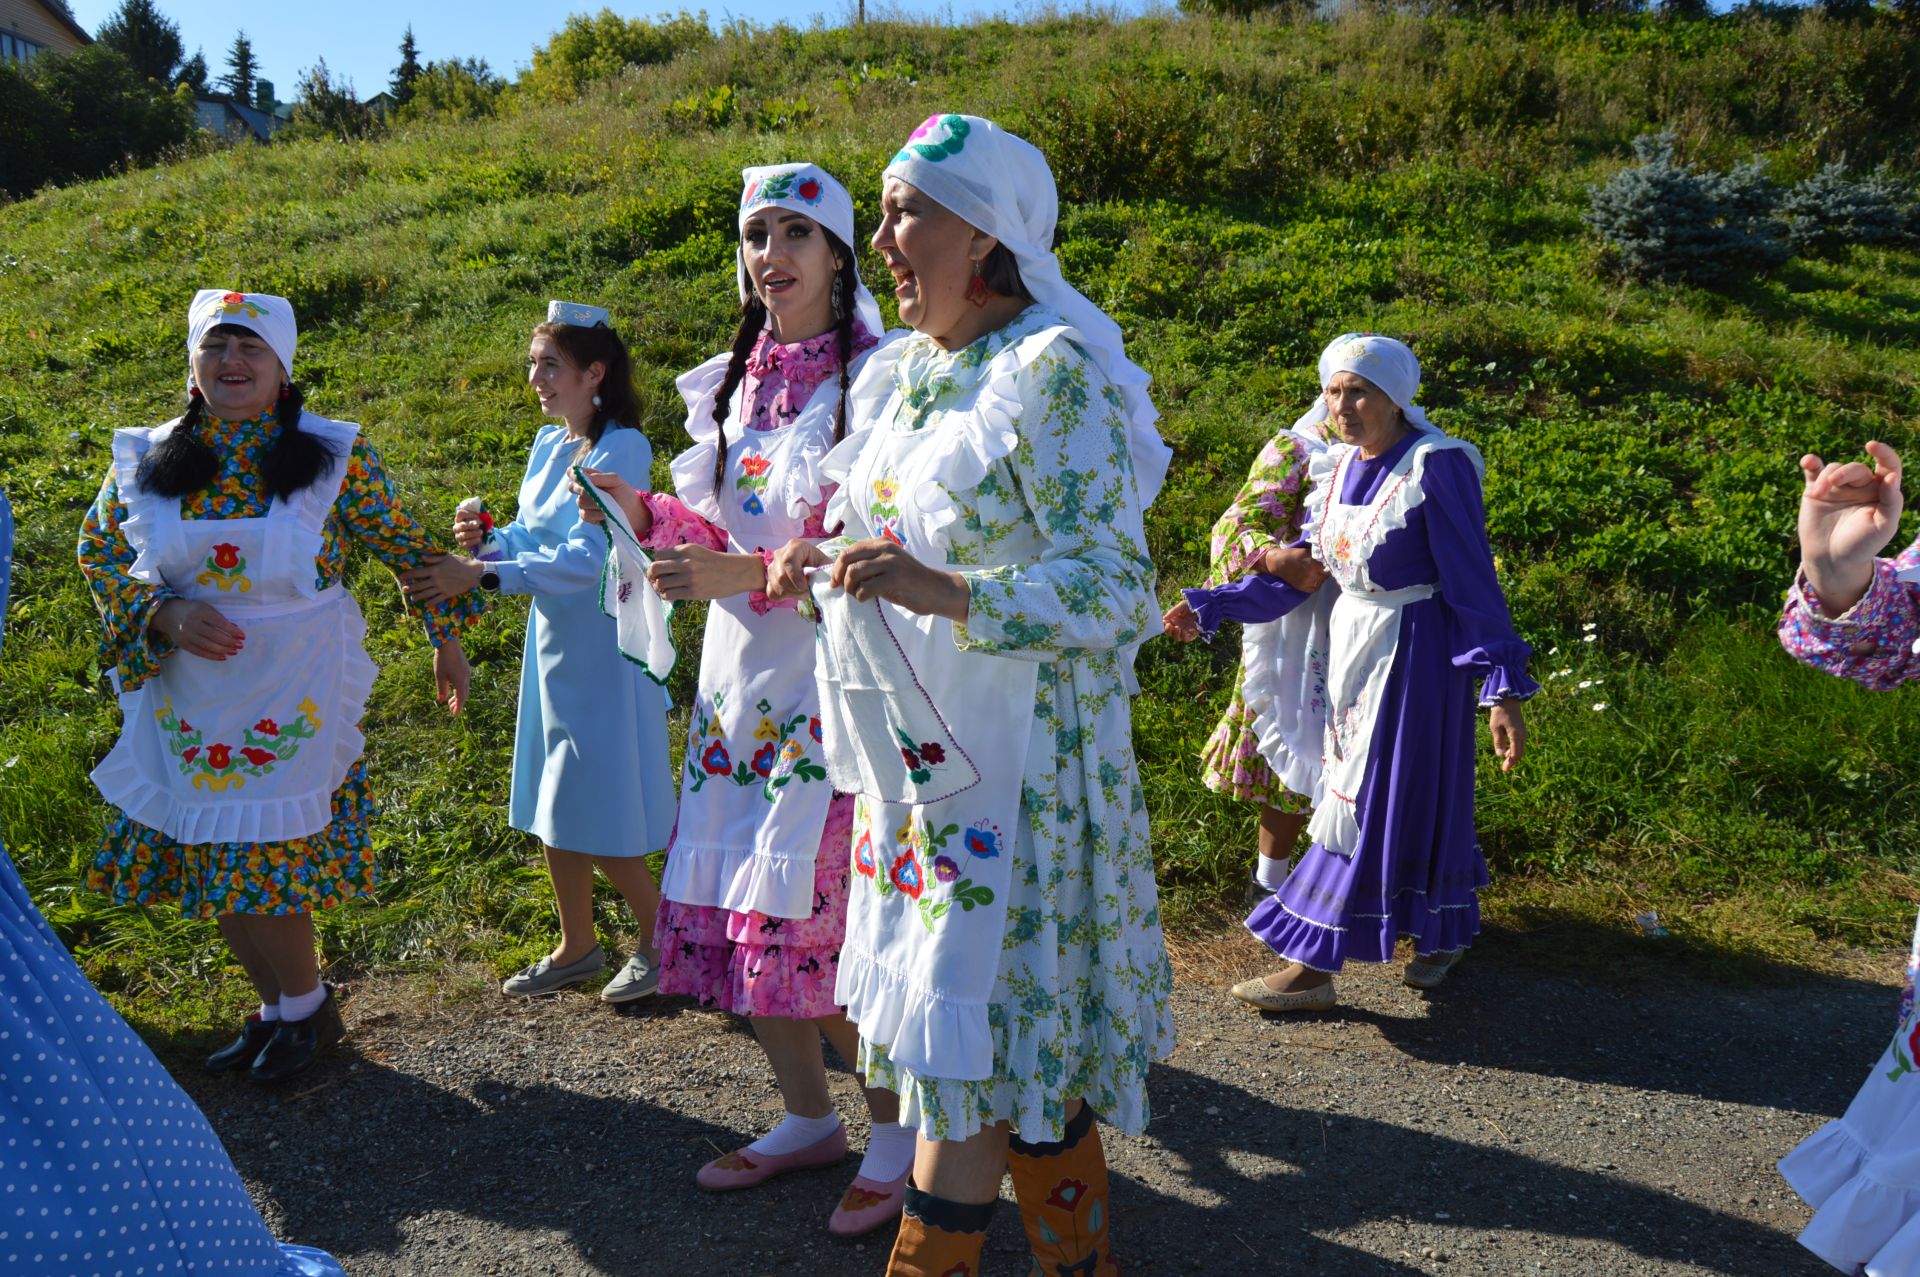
[{"x1": 1134, "y1": 1062, "x2": 1818, "y2": 1276}]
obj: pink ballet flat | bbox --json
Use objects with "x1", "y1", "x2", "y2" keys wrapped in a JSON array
[
  {"x1": 827, "y1": 1169, "x2": 910, "y2": 1236},
  {"x1": 696, "y1": 1124, "x2": 849, "y2": 1191}
]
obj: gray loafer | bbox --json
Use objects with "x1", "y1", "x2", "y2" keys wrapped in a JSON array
[
  {"x1": 502, "y1": 945, "x2": 605, "y2": 996},
  {"x1": 600, "y1": 951, "x2": 660, "y2": 1003}
]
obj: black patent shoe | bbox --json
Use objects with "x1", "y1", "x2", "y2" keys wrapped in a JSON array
[
  {"x1": 205, "y1": 1015, "x2": 278, "y2": 1073},
  {"x1": 248, "y1": 986, "x2": 343, "y2": 1084}
]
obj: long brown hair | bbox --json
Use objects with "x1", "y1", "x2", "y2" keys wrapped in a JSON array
[{"x1": 534, "y1": 319, "x2": 643, "y2": 459}]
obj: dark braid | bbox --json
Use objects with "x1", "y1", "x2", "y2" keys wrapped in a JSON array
[
  {"x1": 831, "y1": 238, "x2": 858, "y2": 447},
  {"x1": 711, "y1": 293, "x2": 768, "y2": 495},
  {"x1": 136, "y1": 380, "x2": 338, "y2": 501}
]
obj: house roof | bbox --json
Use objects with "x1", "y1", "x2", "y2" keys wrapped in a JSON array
[{"x1": 31, "y1": 0, "x2": 93, "y2": 47}]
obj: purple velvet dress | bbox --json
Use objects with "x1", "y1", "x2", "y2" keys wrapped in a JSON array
[{"x1": 1184, "y1": 432, "x2": 1537, "y2": 970}]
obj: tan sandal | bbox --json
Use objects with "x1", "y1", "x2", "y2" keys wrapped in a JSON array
[{"x1": 1228, "y1": 974, "x2": 1336, "y2": 1012}]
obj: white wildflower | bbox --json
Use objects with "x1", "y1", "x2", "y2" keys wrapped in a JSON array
[
  {"x1": 1582, "y1": 622, "x2": 1597, "y2": 631},
  {"x1": 1547, "y1": 646, "x2": 1559, "y2": 656},
  {"x1": 1583, "y1": 634, "x2": 1597, "y2": 643},
  {"x1": 1592, "y1": 701, "x2": 1609, "y2": 711},
  {"x1": 1578, "y1": 680, "x2": 1593, "y2": 689}
]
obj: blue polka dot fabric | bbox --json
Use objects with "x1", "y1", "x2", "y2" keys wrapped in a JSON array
[{"x1": 0, "y1": 491, "x2": 343, "y2": 1277}]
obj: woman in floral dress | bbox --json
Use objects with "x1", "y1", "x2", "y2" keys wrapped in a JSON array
[
  {"x1": 769, "y1": 115, "x2": 1173, "y2": 1277},
  {"x1": 77, "y1": 290, "x2": 481, "y2": 1084},
  {"x1": 1189, "y1": 428, "x2": 1333, "y2": 896},
  {"x1": 1776, "y1": 439, "x2": 1920, "y2": 1275},
  {"x1": 581, "y1": 163, "x2": 913, "y2": 1236}
]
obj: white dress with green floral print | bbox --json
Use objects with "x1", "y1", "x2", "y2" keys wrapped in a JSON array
[{"x1": 824, "y1": 305, "x2": 1174, "y2": 1143}]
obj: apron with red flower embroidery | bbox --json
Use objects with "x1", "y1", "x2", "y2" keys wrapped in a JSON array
[
  {"x1": 658, "y1": 398, "x2": 843, "y2": 921},
  {"x1": 813, "y1": 403, "x2": 1036, "y2": 1084},
  {"x1": 89, "y1": 417, "x2": 378, "y2": 847}
]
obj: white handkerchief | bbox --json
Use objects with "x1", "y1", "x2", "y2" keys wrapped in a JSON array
[{"x1": 575, "y1": 464, "x2": 677, "y2": 685}]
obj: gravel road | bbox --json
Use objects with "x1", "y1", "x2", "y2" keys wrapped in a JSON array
[{"x1": 177, "y1": 930, "x2": 1884, "y2": 1277}]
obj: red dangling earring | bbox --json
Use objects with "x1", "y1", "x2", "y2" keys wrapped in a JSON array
[
  {"x1": 966, "y1": 266, "x2": 990, "y2": 309},
  {"x1": 188, "y1": 384, "x2": 203, "y2": 401}
]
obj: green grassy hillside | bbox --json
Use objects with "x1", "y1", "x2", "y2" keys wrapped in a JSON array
[{"x1": 3, "y1": 9, "x2": 1919, "y2": 1028}]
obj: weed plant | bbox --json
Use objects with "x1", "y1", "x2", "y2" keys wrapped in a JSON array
[{"x1": 2, "y1": 10, "x2": 1919, "y2": 1030}]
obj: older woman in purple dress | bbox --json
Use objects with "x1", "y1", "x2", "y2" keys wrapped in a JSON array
[{"x1": 1165, "y1": 332, "x2": 1534, "y2": 1010}]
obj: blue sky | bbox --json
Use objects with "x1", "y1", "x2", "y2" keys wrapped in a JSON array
[{"x1": 61, "y1": 2, "x2": 1085, "y2": 100}]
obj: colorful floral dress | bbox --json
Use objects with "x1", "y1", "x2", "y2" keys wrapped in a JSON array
[
  {"x1": 5, "y1": 491, "x2": 346, "y2": 1277},
  {"x1": 649, "y1": 323, "x2": 878, "y2": 1019},
  {"x1": 1197, "y1": 432, "x2": 1316, "y2": 812},
  {"x1": 825, "y1": 305, "x2": 1174, "y2": 1143},
  {"x1": 1777, "y1": 548, "x2": 1920, "y2": 1276},
  {"x1": 77, "y1": 410, "x2": 483, "y2": 918}
]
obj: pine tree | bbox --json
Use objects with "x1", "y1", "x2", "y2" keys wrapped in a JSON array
[
  {"x1": 97, "y1": 0, "x2": 184, "y2": 85},
  {"x1": 176, "y1": 47, "x2": 208, "y2": 94},
  {"x1": 390, "y1": 26, "x2": 422, "y2": 106},
  {"x1": 220, "y1": 30, "x2": 257, "y2": 103}
]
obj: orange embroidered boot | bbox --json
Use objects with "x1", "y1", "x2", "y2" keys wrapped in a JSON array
[
  {"x1": 1006, "y1": 1104, "x2": 1121, "y2": 1277},
  {"x1": 884, "y1": 1184, "x2": 995, "y2": 1277}
]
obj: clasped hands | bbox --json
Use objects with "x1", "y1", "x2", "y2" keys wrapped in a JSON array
[
  {"x1": 1797, "y1": 440, "x2": 1904, "y2": 618},
  {"x1": 1160, "y1": 544, "x2": 1327, "y2": 643},
  {"x1": 764, "y1": 537, "x2": 970, "y2": 622}
]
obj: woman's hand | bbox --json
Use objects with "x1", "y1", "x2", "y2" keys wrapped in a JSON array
[
  {"x1": 765, "y1": 539, "x2": 831, "y2": 603},
  {"x1": 433, "y1": 637, "x2": 470, "y2": 716},
  {"x1": 1262, "y1": 545, "x2": 1329, "y2": 593},
  {"x1": 400, "y1": 553, "x2": 485, "y2": 607},
  {"x1": 1798, "y1": 441, "x2": 1903, "y2": 616},
  {"x1": 831, "y1": 538, "x2": 970, "y2": 621},
  {"x1": 573, "y1": 467, "x2": 651, "y2": 538},
  {"x1": 1162, "y1": 599, "x2": 1202, "y2": 642},
  {"x1": 151, "y1": 598, "x2": 245, "y2": 660},
  {"x1": 1489, "y1": 700, "x2": 1526, "y2": 773},
  {"x1": 452, "y1": 507, "x2": 487, "y2": 551},
  {"x1": 646, "y1": 545, "x2": 766, "y2": 602}
]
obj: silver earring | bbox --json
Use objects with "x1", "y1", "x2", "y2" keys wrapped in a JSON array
[
  {"x1": 592, "y1": 393, "x2": 603, "y2": 408},
  {"x1": 831, "y1": 274, "x2": 846, "y2": 321}
]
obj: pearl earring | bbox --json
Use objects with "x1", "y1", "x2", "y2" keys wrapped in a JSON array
[{"x1": 592, "y1": 393, "x2": 603, "y2": 408}]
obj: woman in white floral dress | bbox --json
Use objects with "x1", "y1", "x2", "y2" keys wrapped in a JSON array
[{"x1": 770, "y1": 114, "x2": 1173, "y2": 1277}]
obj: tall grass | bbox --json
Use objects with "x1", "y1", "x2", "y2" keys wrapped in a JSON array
[{"x1": 2, "y1": 9, "x2": 1918, "y2": 1025}]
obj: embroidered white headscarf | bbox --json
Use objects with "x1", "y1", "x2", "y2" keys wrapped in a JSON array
[
  {"x1": 737, "y1": 162, "x2": 884, "y2": 340},
  {"x1": 187, "y1": 290, "x2": 297, "y2": 385},
  {"x1": 1291, "y1": 332, "x2": 1434, "y2": 451},
  {"x1": 882, "y1": 114, "x2": 1171, "y2": 505}
]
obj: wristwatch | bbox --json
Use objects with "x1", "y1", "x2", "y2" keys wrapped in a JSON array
[{"x1": 480, "y1": 569, "x2": 501, "y2": 592}]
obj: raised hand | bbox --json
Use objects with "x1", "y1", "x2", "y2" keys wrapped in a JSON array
[
  {"x1": 452, "y1": 506, "x2": 487, "y2": 550},
  {"x1": 1798, "y1": 441, "x2": 1903, "y2": 616},
  {"x1": 572, "y1": 467, "x2": 650, "y2": 537}
]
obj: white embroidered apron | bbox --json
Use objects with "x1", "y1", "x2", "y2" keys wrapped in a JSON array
[
  {"x1": 1303, "y1": 434, "x2": 1471, "y2": 857},
  {"x1": 90, "y1": 418, "x2": 376, "y2": 847},
  {"x1": 818, "y1": 390, "x2": 1036, "y2": 1083},
  {"x1": 651, "y1": 379, "x2": 849, "y2": 920}
]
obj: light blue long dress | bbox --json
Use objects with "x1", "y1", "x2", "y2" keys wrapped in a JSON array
[
  {"x1": 494, "y1": 422, "x2": 675, "y2": 857},
  {"x1": 0, "y1": 491, "x2": 344, "y2": 1274}
]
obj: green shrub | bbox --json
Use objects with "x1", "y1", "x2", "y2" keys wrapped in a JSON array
[
  {"x1": 1779, "y1": 161, "x2": 1919, "y2": 253},
  {"x1": 519, "y1": 8, "x2": 714, "y2": 103},
  {"x1": 1585, "y1": 131, "x2": 1791, "y2": 283}
]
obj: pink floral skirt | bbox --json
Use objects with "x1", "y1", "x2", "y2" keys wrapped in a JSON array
[{"x1": 654, "y1": 794, "x2": 853, "y2": 1019}]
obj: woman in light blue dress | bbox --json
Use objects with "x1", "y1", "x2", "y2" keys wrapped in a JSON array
[
  {"x1": 404, "y1": 302, "x2": 675, "y2": 1001},
  {"x1": 1, "y1": 491, "x2": 344, "y2": 1275}
]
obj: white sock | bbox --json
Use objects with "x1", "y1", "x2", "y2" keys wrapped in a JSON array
[
  {"x1": 748, "y1": 1110, "x2": 843, "y2": 1157},
  {"x1": 257, "y1": 1002, "x2": 281, "y2": 1022},
  {"x1": 278, "y1": 984, "x2": 328, "y2": 1023},
  {"x1": 856, "y1": 1119, "x2": 917, "y2": 1183},
  {"x1": 1255, "y1": 854, "x2": 1289, "y2": 892}
]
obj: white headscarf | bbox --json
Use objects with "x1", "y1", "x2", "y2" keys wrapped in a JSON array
[
  {"x1": 883, "y1": 114, "x2": 1170, "y2": 505},
  {"x1": 737, "y1": 162, "x2": 884, "y2": 340},
  {"x1": 187, "y1": 290, "x2": 297, "y2": 385},
  {"x1": 1290, "y1": 332, "x2": 1434, "y2": 451}
]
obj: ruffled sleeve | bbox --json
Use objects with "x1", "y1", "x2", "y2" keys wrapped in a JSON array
[
  {"x1": 953, "y1": 332, "x2": 1158, "y2": 660},
  {"x1": 77, "y1": 466, "x2": 181, "y2": 692},
  {"x1": 1421, "y1": 448, "x2": 1537, "y2": 705},
  {"x1": 1779, "y1": 541, "x2": 1920, "y2": 690},
  {"x1": 666, "y1": 352, "x2": 737, "y2": 525}
]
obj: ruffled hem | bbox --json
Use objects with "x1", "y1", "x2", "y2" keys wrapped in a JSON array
[
  {"x1": 656, "y1": 935, "x2": 845, "y2": 1018},
  {"x1": 853, "y1": 947, "x2": 1175, "y2": 1143},
  {"x1": 659, "y1": 837, "x2": 820, "y2": 922},
  {"x1": 90, "y1": 600, "x2": 376, "y2": 847},
  {"x1": 1783, "y1": 1120, "x2": 1920, "y2": 1275},
  {"x1": 836, "y1": 937, "x2": 994, "y2": 1082},
  {"x1": 277, "y1": 1244, "x2": 348, "y2": 1276},
  {"x1": 1246, "y1": 874, "x2": 1486, "y2": 972}
]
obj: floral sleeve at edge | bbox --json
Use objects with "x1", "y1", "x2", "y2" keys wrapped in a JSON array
[
  {"x1": 340, "y1": 437, "x2": 486, "y2": 647},
  {"x1": 1779, "y1": 539, "x2": 1920, "y2": 690},
  {"x1": 1202, "y1": 433, "x2": 1312, "y2": 590},
  {"x1": 77, "y1": 470, "x2": 180, "y2": 692}
]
